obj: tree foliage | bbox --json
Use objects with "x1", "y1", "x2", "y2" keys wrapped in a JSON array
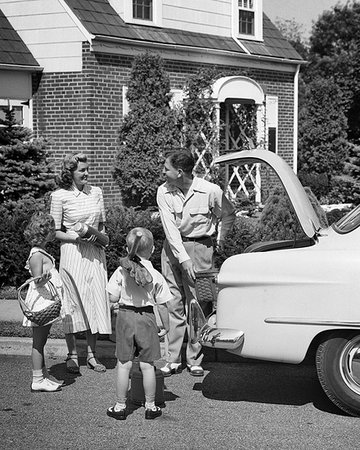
[
  {"x1": 308, "y1": 2, "x2": 360, "y2": 143},
  {"x1": 275, "y1": 18, "x2": 309, "y2": 60},
  {"x1": 0, "y1": 107, "x2": 56, "y2": 204},
  {"x1": 297, "y1": 77, "x2": 351, "y2": 199},
  {"x1": 113, "y1": 53, "x2": 182, "y2": 208}
]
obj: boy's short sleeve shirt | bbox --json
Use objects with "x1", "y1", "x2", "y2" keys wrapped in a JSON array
[{"x1": 106, "y1": 259, "x2": 172, "y2": 308}]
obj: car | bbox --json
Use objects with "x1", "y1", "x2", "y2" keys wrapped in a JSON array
[{"x1": 189, "y1": 149, "x2": 360, "y2": 416}]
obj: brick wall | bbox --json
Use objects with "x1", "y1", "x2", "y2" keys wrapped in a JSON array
[{"x1": 32, "y1": 43, "x2": 295, "y2": 206}]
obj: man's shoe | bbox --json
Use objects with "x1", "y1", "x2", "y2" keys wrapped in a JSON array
[
  {"x1": 107, "y1": 405, "x2": 127, "y2": 420},
  {"x1": 145, "y1": 406, "x2": 162, "y2": 420},
  {"x1": 187, "y1": 365, "x2": 204, "y2": 377},
  {"x1": 31, "y1": 378, "x2": 62, "y2": 392},
  {"x1": 160, "y1": 363, "x2": 182, "y2": 377}
]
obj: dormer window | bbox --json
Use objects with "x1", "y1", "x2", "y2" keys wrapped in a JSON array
[
  {"x1": 232, "y1": 0, "x2": 262, "y2": 41},
  {"x1": 120, "y1": 0, "x2": 162, "y2": 26},
  {"x1": 238, "y1": 0, "x2": 254, "y2": 35},
  {"x1": 133, "y1": 0, "x2": 152, "y2": 21}
]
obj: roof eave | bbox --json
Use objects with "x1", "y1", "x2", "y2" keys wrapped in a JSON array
[
  {"x1": 91, "y1": 35, "x2": 305, "y2": 66},
  {"x1": 0, "y1": 63, "x2": 43, "y2": 72}
]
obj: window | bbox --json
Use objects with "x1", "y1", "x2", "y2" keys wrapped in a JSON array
[
  {"x1": 232, "y1": 0, "x2": 262, "y2": 41},
  {"x1": 122, "y1": 0, "x2": 162, "y2": 26},
  {"x1": 238, "y1": 0, "x2": 254, "y2": 35},
  {"x1": 0, "y1": 99, "x2": 32, "y2": 129},
  {"x1": 133, "y1": 0, "x2": 152, "y2": 21}
]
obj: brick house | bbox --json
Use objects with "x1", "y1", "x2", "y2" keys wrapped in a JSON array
[{"x1": 0, "y1": 0, "x2": 303, "y2": 205}]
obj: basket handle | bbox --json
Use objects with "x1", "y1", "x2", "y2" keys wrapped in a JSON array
[{"x1": 17, "y1": 276, "x2": 60, "y2": 314}]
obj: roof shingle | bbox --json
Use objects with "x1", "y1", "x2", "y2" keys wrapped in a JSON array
[
  {"x1": 0, "y1": 9, "x2": 40, "y2": 67},
  {"x1": 64, "y1": 0, "x2": 302, "y2": 61}
]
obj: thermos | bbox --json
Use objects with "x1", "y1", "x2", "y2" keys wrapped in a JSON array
[{"x1": 73, "y1": 222, "x2": 109, "y2": 247}]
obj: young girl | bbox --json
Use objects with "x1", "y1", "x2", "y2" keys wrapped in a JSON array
[{"x1": 22, "y1": 212, "x2": 64, "y2": 392}]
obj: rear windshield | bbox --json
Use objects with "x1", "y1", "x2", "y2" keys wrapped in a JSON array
[{"x1": 333, "y1": 205, "x2": 360, "y2": 234}]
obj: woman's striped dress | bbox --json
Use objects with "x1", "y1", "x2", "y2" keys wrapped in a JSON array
[{"x1": 50, "y1": 184, "x2": 111, "y2": 335}]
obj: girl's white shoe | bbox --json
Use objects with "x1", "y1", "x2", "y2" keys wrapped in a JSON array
[{"x1": 31, "y1": 378, "x2": 61, "y2": 392}]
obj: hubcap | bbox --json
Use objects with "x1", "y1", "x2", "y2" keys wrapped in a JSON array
[{"x1": 339, "y1": 335, "x2": 360, "y2": 394}]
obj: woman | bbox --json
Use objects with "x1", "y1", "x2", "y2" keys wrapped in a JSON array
[{"x1": 50, "y1": 153, "x2": 111, "y2": 373}]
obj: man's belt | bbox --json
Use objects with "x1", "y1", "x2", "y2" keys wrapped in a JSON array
[{"x1": 181, "y1": 235, "x2": 212, "y2": 243}]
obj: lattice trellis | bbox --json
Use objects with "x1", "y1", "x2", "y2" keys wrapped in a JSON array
[
  {"x1": 186, "y1": 101, "x2": 263, "y2": 204},
  {"x1": 189, "y1": 103, "x2": 220, "y2": 180}
]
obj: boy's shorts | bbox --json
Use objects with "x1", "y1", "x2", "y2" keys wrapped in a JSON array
[{"x1": 115, "y1": 305, "x2": 160, "y2": 363}]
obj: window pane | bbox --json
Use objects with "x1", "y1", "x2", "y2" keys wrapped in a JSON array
[
  {"x1": 133, "y1": 0, "x2": 152, "y2": 20},
  {"x1": 238, "y1": 0, "x2": 254, "y2": 9},
  {"x1": 239, "y1": 10, "x2": 254, "y2": 35}
]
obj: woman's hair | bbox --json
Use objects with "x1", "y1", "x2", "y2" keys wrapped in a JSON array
[
  {"x1": 126, "y1": 227, "x2": 154, "y2": 259},
  {"x1": 24, "y1": 212, "x2": 55, "y2": 247},
  {"x1": 166, "y1": 151, "x2": 194, "y2": 174},
  {"x1": 57, "y1": 153, "x2": 88, "y2": 189}
]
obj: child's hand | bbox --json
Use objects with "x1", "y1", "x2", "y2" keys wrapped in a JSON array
[
  {"x1": 110, "y1": 303, "x2": 119, "y2": 315},
  {"x1": 157, "y1": 327, "x2": 168, "y2": 341},
  {"x1": 35, "y1": 271, "x2": 52, "y2": 287}
]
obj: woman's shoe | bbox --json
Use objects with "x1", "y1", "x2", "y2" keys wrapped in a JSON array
[
  {"x1": 65, "y1": 353, "x2": 80, "y2": 374},
  {"x1": 87, "y1": 354, "x2": 106, "y2": 372}
]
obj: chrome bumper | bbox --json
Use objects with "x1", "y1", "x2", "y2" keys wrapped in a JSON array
[
  {"x1": 200, "y1": 324, "x2": 244, "y2": 349},
  {"x1": 189, "y1": 299, "x2": 244, "y2": 350}
]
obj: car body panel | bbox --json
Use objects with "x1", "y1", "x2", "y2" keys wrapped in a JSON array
[
  {"x1": 193, "y1": 151, "x2": 360, "y2": 364},
  {"x1": 215, "y1": 150, "x2": 322, "y2": 238}
]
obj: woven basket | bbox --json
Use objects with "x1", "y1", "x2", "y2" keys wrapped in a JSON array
[
  {"x1": 18, "y1": 277, "x2": 62, "y2": 327},
  {"x1": 195, "y1": 270, "x2": 219, "y2": 304}
]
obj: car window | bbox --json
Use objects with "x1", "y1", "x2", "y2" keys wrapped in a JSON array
[{"x1": 333, "y1": 205, "x2": 360, "y2": 233}]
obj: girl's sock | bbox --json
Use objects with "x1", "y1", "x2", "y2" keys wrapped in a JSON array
[
  {"x1": 145, "y1": 401, "x2": 156, "y2": 410},
  {"x1": 32, "y1": 369, "x2": 44, "y2": 383},
  {"x1": 114, "y1": 402, "x2": 126, "y2": 411}
]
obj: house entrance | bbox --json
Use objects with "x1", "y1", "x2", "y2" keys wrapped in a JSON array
[{"x1": 220, "y1": 100, "x2": 260, "y2": 202}]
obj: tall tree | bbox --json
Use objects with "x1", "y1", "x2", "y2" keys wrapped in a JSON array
[
  {"x1": 308, "y1": 2, "x2": 360, "y2": 143},
  {"x1": 298, "y1": 77, "x2": 351, "y2": 200},
  {"x1": 113, "y1": 53, "x2": 182, "y2": 208},
  {"x1": 0, "y1": 107, "x2": 56, "y2": 203}
]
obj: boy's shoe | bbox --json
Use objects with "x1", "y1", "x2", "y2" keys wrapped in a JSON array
[
  {"x1": 186, "y1": 365, "x2": 204, "y2": 377},
  {"x1": 145, "y1": 406, "x2": 162, "y2": 420},
  {"x1": 107, "y1": 405, "x2": 127, "y2": 420},
  {"x1": 160, "y1": 363, "x2": 182, "y2": 377},
  {"x1": 31, "y1": 378, "x2": 62, "y2": 392}
]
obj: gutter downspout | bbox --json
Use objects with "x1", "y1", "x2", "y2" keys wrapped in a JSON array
[{"x1": 293, "y1": 64, "x2": 300, "y2": 174}]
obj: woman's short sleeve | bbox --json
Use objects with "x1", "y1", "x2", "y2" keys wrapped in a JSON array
[{"x1": 50, "y1": 190, "x2": 63, "y2": 230}]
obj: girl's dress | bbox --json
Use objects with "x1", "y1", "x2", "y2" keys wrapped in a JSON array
[
  {"x1": 50, "y1": 184, "x2": 111, "y2": 335},
  {"x1": 22, "y1": 247, "x2": 64, "y2": 327}
]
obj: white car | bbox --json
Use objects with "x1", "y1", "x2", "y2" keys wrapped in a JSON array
[{"x1": 190, "y1": 149, "x2": 360, "y2": 416}]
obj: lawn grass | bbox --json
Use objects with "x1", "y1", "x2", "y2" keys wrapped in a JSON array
[{"x1": 0, "y1": 319, "x2": 65, "y2": 339}]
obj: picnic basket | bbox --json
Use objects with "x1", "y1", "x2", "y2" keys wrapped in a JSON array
[{"x1": 17, "y1": 276, "x2": 62, "y2": 326}]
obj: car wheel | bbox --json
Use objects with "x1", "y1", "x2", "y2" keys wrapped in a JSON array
[{"x1": 316, "y1": 332, "x2": 360, "y2": 416}]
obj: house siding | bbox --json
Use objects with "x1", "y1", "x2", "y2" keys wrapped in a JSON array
[
  {"x1": 32, "y1": 43, "x2": 294, "y2": 206},
  {"x1": 0, "y1": 0, "x2": 86, "y2": 72}
]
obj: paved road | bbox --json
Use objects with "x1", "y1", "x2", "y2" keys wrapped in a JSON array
[{"x1": 1, "y1": 353, "x2": 358, "y2": 449}]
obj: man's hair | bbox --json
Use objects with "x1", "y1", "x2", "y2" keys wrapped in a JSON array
[
  {"x1": 167, "y1": 151, "x2": 194, "y2": 174},
  {"x1": 126, "y1": 227, "x2": 154, "y2": 258},
  {"x1": 24, "y1": 212, "x2": 55, "y2": 247}
]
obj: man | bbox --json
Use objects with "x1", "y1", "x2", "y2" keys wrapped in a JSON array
[{"x1": 157, "y1": 151, "x2": 235, "y2": 377}]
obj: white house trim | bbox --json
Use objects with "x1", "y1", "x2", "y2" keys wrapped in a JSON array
[{"x1": 211, "y1": 75, "x2": 265, "y2": 104}]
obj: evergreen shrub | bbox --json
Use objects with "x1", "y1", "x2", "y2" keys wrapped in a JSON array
[
  {"x1": 105, "y1": 205, "x2": 165, "y2": 276},
  {"x1": 0, "y1": 195, "x2": 60, "y2": 287}
]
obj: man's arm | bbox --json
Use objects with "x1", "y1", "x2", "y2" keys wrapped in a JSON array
[
  {"x1": 156, "y1": 186, "x2": 191, "y2": 264},
  {"x1": 156, "y1": 186, "x2": 195, "y2": 281}
]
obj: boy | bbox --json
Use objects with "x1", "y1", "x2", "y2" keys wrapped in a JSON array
[{"x1": 106, "y1": 227, "x2": 171, "y2": 420}]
